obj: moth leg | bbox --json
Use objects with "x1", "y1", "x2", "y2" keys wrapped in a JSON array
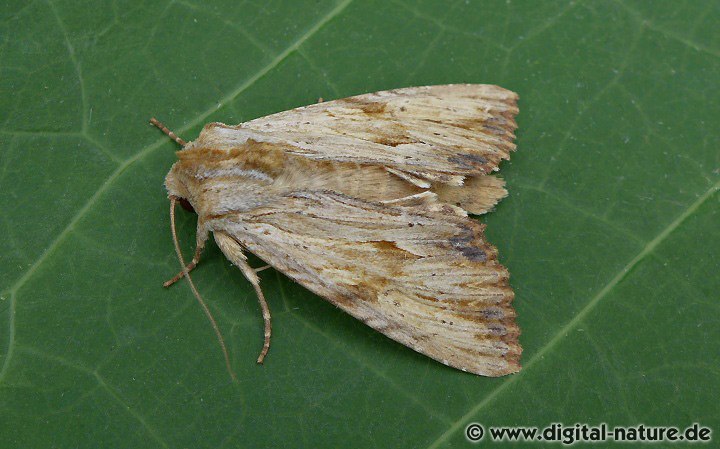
[
  {"x1": 214, "y1": 232, "x2": 272, "y2": 364},
  {"x1": 163, "y1": 240, "x2": 205, "y2": 288}
]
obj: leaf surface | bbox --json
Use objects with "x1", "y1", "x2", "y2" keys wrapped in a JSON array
[{"x1": 1, "y1": 1, "x2": 718, "y2": 447}]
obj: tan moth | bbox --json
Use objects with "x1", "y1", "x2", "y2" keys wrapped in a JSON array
[{"x1": 155, "y1": 84, "x2": 522, "y2": 378}]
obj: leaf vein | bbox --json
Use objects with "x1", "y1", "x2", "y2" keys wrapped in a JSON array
[
  {"x1": 425, "y1": 179, "x2": 719, "y2": 449},
  {"x1": 537, "y1": 25, "x2": 644, "y2": 188},
  {"x1": 0, "y1": 0, "x2": 353, "y2": 384},
  {"x1": 48, "y1": 0, "x2": 89, "y2": 133},
  {"x1": 615, "y1": 0, "x2": 720, "y2": 59}
]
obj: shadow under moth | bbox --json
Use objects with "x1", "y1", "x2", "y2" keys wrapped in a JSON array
[{"x1": 155, "y1": 84, "x2": 521, "y2": 378}]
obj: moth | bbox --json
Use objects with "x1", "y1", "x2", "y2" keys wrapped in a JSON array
[{"x1": 155, "y1": 84, "x2": 521, "y2": 378}]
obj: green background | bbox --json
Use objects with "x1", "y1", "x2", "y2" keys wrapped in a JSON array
[{"x1": 1, "y1": 0, "x2": 718, "y2": 447}]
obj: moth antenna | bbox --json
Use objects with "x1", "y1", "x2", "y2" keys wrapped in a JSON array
[
  {"x1": 150, "y1": 117, "x2": 187, "y2": 147},
  {"x1": 169, "y1": 197, "x2": 237, "y2": 382}
]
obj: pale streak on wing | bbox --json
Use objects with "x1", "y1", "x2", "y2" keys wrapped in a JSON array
[
  {"x1": 211, "y1": 191, "x2": 521, "y2": 376},
  {"x1": 434, "y1": 175, "x2": 509, "y2": 215},
  {"x1": 188, "y1": 84, "x2": 519, "y2": 185}
]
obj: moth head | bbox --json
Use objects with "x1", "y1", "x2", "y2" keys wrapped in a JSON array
[
  {"x1": 150, "y1": 117, "x2": 198, "y2": 213},
  {"x1": 164, "y1": 162, "x2": 197, "y2": 214}
]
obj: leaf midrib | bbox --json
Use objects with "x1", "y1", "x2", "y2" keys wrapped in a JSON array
[
  {"x1": 2, "y1": 1, "x2": 716, "y2": 441},
  {"x1": 426, "y1": 179, "x2": 720, "y2": 449},
  {"x1": 0, "y1": 0, "x2": 354, "y2": 384}
]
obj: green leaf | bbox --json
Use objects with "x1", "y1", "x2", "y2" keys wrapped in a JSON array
[{"x1": 1, "y1": 0, "x2": 718, "y2": 447}]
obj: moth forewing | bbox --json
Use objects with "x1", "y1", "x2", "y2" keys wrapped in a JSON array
[{"x1": 160, "y1": 84, "x2": 521, "y2": 377}]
